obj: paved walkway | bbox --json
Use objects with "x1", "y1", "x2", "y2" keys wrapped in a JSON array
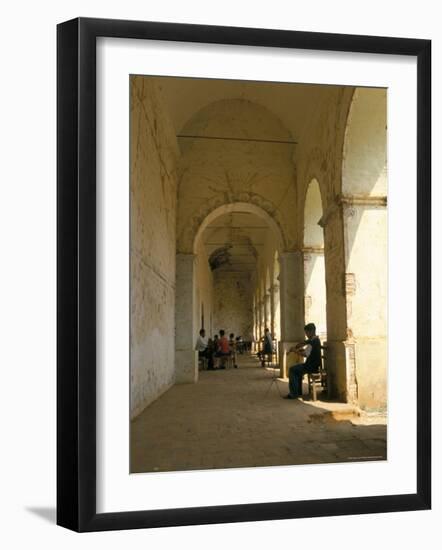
[{"x1": 131, "y1": 354, "x2": 386, "y2": 473}]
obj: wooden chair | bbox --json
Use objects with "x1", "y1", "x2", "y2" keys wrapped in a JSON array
[{"x1": 307, "y1": 344, "x2": 328, "y2": 401}]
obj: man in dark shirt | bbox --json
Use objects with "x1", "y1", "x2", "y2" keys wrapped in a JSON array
[{"x1": 284, "y1": 323, "x2": 321, "y2": 400}]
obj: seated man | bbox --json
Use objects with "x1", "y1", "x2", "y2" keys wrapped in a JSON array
[
  {"x1": 195, "y1": 328, "x2": 209, "y2": 366},
  {"x1": 206, "y1": 337, "x2": 215, "y2": 370},
  {"x1": 284, "y1": 323, "x2": 321, "y2": 400},
  {"x1": 261, "y1": 327, "x2": 273, "y2": 366},
  {"x1": 215, "y1": 329, "x2": 230, "y2": 369}
]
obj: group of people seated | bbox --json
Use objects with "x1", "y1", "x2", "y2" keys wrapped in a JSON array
[
  {"x1": 195, "y1": 322, "x2": 322, "y2": 398},
  {"x1": 195, "y1": 329, "x2": 244, "y2": 370}
]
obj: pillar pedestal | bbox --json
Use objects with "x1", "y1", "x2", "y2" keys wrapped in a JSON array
[{"x1": 175, "y1": 254, "x2": 198, "y2": 384}]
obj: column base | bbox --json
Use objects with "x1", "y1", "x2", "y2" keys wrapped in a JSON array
[{"x1": 175, "y1": 350, "x2": 198, "y2": 384}]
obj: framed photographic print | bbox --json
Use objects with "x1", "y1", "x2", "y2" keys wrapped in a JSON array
[{"x1": 57, "y1": 17, "x2": 431, "y2": 532}]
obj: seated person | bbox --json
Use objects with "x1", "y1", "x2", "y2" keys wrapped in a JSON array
[
  {"x1": 206, "y1": 337, "x2": 215, "y2": 370},
  {"x1": 284, "y1": 323, "x2": 321, "y2": 400},
  {"x1": 215, "y1": 329, "x2": 230, "y2": 369},
  {"x1": 264, "y1": 327, "x2": 273, "y2": 365},
  {"x1": 195, "y1": 328, "x2": 208, "y2": 364},
  {"x1": 211, "y1": 334, "x2": 219, "y2": 368},
  {"x1": 258, "y1": 328, "x2": 273, "y2": 366}
]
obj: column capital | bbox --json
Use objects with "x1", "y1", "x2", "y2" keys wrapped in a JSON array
[
  {"x1": 302, "y1": 246, "x2": 324, "y2": 255},
  {"x1": 340, "y1": 194, "x2": 387, "y2": 207},
  {"x1": 319, "y1": 194, "x2": 387, "y2": 228}
]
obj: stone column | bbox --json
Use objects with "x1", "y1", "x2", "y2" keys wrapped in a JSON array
[
  {"x1": 342, "y1": 196, "x2": 387, "y2": 410},
  {"x1": 175, "y1": 254, "x2": 198, "y2": 384},
  {"x1": 272, "y1": 283, "x2": 281, "y2": 341},
  {"x1": 319, "y1": 195, "x2": 387, "y2": 410},
  {"x1": 319, "y1": 200, "x2": 351, "y2": 402},
  {"x1": 269, "y1": 285, "x2": 275, "y2": 336},
  {"x1": 253, "y1": 301, "x2": 258, "y2": 351},
  {"x1": 252, "y1": 302, "x2": 256, "y2": 344},
  {"x1": 278, "y1": 251, "x2": 305, "y2": 377},
  {"x1": 264, "y1": 292, "x2": 271, "y2": 331},
  {"x1": 259, "y1": 299, "x2": 265, "y2": 340}
]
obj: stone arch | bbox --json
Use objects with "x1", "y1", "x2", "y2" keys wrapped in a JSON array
[
  {"x1": 303, "y1": 178, "x2": 327, "y2": 340},
  {"x1": 272, "y1": 250, "x2": 281, "y2": 341},
  {"x1": 303, "y1": 178, "x2": 324, "y2": 249},
  {"x1": 177, "y1": 97, "x2": 297, "y2": 254},
  {"x1": 300, "y1": 147, "x2": 332, "y2": 208},
  {"x1": 190, "y1": 201, "x2": 285, "y2": 360},
  {"x1": 193, "y1": 202, "x2": 285, "y2": 255},
  {"x1": 264, "y1": 267, "x2": 271, "y2": 331}
]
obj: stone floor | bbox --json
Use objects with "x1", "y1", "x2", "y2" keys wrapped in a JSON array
[{"x1": 130, "y1": 353, "x2": 387, "y2": 473}]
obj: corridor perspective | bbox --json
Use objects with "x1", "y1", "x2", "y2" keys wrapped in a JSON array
[{"x1": 130, "y1": 75, "x2": 387, "y2": 472}]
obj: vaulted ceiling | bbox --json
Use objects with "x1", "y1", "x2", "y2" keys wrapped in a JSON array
[{"x1": 155, "y1": 76, "x2": 339, "y2": 143}]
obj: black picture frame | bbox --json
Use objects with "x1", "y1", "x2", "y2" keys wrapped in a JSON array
[{"x1": 57, "y1": 17, "x2": 431, "y2": 532}]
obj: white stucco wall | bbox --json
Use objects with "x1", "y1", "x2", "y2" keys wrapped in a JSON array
[{"x1": 130, "y1": 77, "x2": 179, "y2": 418}]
